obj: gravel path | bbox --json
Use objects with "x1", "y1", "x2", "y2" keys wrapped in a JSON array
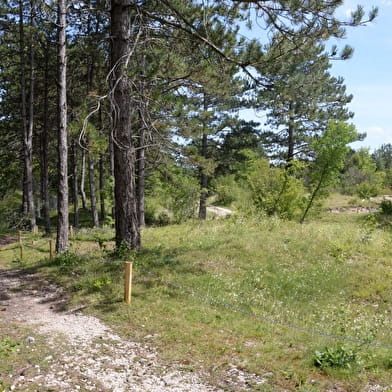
[{"x1": 0, "y1": 269, "x2": 266, "y2": 392}]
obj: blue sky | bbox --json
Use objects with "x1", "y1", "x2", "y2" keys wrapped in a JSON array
[
  {"x1": 331, "y1": 0, "x2": 392, "y2": 151},
  {"x1": 240, "y1": 1, "x2": 391, "y2": 152}
]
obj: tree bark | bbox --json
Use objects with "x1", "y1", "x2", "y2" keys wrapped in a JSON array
[
  {"x1": 99, "y1": 155, "x2": 106, "y2": 223},
  {"x1": 110, "y1": 0, "x2": 140, "y2": 249},
  {"x1": 71, "y1": 139, "x2": 79, "y2": 228},
  {"x1": 80, "y1": 147, "x2": 87, "y2": 209},
  {"x1": 198, "y1": 131, "x2": 208, "y2": 220},
  {"x1": 19, "y1": 0, "x2": 27, "y2": 215},
  {"x1": 199, "y1": 93, "x2": 208, "y2": 220},
  {"x1": 137, "y1": 125, "x2": 146, "y2": 228},
  {"x1": 41, "y1": 37, "x2": 51, "y2": 236},
  {"x1": 88, "y1": 153, "x2": 99, "y2": 227},
  {"x1": 26, "y1": 0, "x2": 36, "y2": 231},
  {"x1": 287, "y1": 102, "x2": 295, "y2": 163},
  {"x1": 56, "y1": 0, "x2": 69, "y2": 253}
]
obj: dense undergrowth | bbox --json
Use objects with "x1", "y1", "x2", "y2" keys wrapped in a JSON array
[{"x1": 0, "y1": 211, "x2": 391, "y2": 391}]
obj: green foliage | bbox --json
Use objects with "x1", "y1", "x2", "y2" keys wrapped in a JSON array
[
  {"x1": 355, "y1": 180, "x2": 383, "y2": 199},
  {"x1": 53, "y1": 251, "x2": 88, "y2": 273},
  {"x1": 0, "y1": 338, "x2": 19, "y2": 358},
  {"x1": 212, "y1": 174, "x2": 249, "y2": 207},
  {"x1": 247, "y1": 158, "x2": 307, "y2": 219},
  {"x1": 314, "y1": 345, "x2": 358, "y2": 369},
  {"x1": 301, "y1": 121, "x2": 359, "y2": 222},
  {"x1": 0, "y1": 192, "x2": 29, "y2": 231},
  {"x1": 379, "y1": 199, "x2": 392, "y2": 215},
  {"x1": 145, "y1": 166, "x2": 199, "y2": 225},
  {"x1": 340, "y1": 149, "x2": 385, "y2": 197},
  {"x1": 109, "y1": 241, "x2": 133, "y2": 261},
  {"x1": 92, "y1": 276, "x2": 112, "y2": 291}
]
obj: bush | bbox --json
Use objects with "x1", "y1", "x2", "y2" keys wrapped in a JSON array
[
  {"x1": 0, "y1": 192, "x2": 29, "y2": 231},
  {"x1": 145, "y1": 168, "x2": 199, "y2": 225},
  {"x1": 246, "y1": 159, "x2": 307, "y2": 219},
  {"x1": 212, "y1": 175, "x2": 252, "y2": 210},
  {"x1": 53, "y1": 251, "x2": 88, "y2": 273},
  {"x1": 314, "y1": 345, "x2": 358, "y2": 369},
  {"x1": 380, "y1": 199, "x2": 392, "y2": 215},
  {"x1": 355, "y1": 181, "x2": 382, "y2": 199}
]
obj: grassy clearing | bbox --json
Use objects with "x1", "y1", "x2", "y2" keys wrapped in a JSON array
[
  {"x1": 0, "y1": 321, "x2": 55, "y2": 391},
  {"x1": 0, "y1": 213, "x2": 391, "y2": 391}
]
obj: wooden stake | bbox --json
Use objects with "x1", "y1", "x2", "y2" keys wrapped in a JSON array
[
  {"x1": 49, "y1": 239, "x2": 54, "y2": 261},
  {"x1": 124, "y1": 261, "x2": 133, "y2": 304}
]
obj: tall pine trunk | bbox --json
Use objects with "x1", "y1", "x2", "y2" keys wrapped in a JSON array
[
  {"x1": 56, "y1": 0, "x2": 68, "y2": 253},
  {"x1": 71, "y1": 139, "x2": 79, "y2": 228},
  {"x1": 99, "y1": 156, "x2": 106, "y2": 223},
  {"x1": 198, "y1": 131, "x2": 208, "y2": 220},
  {"x1": 137, "y1": 126, "x2": 146, "y2": 228},
  {"x1": 110, "y1": 0, "x2": 140, "y2": 249},
  {"x1": 26, "y1": 0, "x2": 36, "y2": 231},
  {"x1": 41, "y1": 38, "x2": 51, "y2": 236},
  {"x1": 287, "y1": 102, "x2": 295, "y2": 163},
  {"x1": 19, "y1": 0, "x2": 31, "y2": 223}
]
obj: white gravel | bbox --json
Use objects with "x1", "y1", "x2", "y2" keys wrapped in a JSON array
[{"x1": 0, "y1": 270, "x2": 265, "y2": 391}]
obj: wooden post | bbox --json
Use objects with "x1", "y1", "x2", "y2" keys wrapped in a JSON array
[
  {"x1": 49, "y1": 239, "x2": 54, "y2": 261},
  {"x1": 124, "y1": 261, "x2": 133, "y2": 304},
  {"x1": 69, "y1": 225, "x2": 74, "y2": 238}
]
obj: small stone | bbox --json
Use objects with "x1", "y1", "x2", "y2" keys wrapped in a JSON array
[{"x1": 25, "y1": 336, "x2": 35, "y2": 345}]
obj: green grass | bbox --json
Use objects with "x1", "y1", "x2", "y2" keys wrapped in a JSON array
[{"x1": 0, "y1": 212, "x2": 391, "y2": 391}]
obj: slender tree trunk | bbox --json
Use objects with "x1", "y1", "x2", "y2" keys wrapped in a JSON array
[
  {"x1": 41, "y1": 38, "x2": 51, "y2": 236},
  {"x1": 88, "y1": 153, "x2": 99, "y2": 227},
  {"x1": 26, "y1": 0, "x2": 36, "y2": 231},
  {"x1": 110, "y1": 0, "x2": 140, "y2": 249},
  {"x1": 287, "y1": 102, "x2": 295, "y2": 163},
  {"x1": 109, "y1": 131, "x2": 115, "y2": 219},
  {"x1": 198, "y1": 132, "x2": 208, "y2": 220},
  {"x1": 300, "y1": 168, "x2": 326, "y2": 224},
  {"x1": 199, "y1": 94, "x2": 208, "y2": 220},
  {"x1": 99, "y1": 156, "x2": 106, "y2": 223},
  {"x1": 80, "y1": 148, "x2": 87, "y2": 209},
  {"x1": 56, "y1": 0, "x2": 68, "y2": 253},
  {"x1": 137, "y1": 125, "x2": 146, "y2": 227},
  {"x1": 71, "y1": 139, "x2": 79, "y2": 228},
  {"x1": 19, "y1": 0, "x2": 28, "y2": 216}
]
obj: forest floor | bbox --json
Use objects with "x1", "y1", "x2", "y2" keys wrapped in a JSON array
[{"x1": 0, "y1": 262, "x2": 264, "y2": 391}]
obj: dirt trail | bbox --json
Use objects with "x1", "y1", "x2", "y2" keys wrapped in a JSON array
[{"x1": 0, "y1": 268, "x2": 267, "y2": 392}]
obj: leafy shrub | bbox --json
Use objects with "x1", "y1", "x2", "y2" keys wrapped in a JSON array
[
  {"x1": 380, "y1": 199, "x2": 392, "y2": 215},
  {"x1": 246, "y1": 159, "x2": 307, "y2": 219},
  {"x1": 145, "y1": 168, "x2": 199, "y2": 225},
  {"x1": 314, "y1": 345, "x2": 358, "y2": 369},
  {"x1": 0, "y1": 338, "x2": 19, "y2": 358},
  {"x1": 53, "y1": 251, "x2": 88, "y2": 273},
  {"x1": 92, "y1": 276, "x2": 112, "y2": 291},
  {"x1": 212, "y1": 175, "x2": 252, "y2": 210},
  {"x1": 355, "y1": 181, "x2": 382, "y2": 199},
  {"x1": 108, "y1": 241, "x2": 133, "y2": 260},
  {"x1": 0, "y1": 192, "x2": 29, "y2": 230}
]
